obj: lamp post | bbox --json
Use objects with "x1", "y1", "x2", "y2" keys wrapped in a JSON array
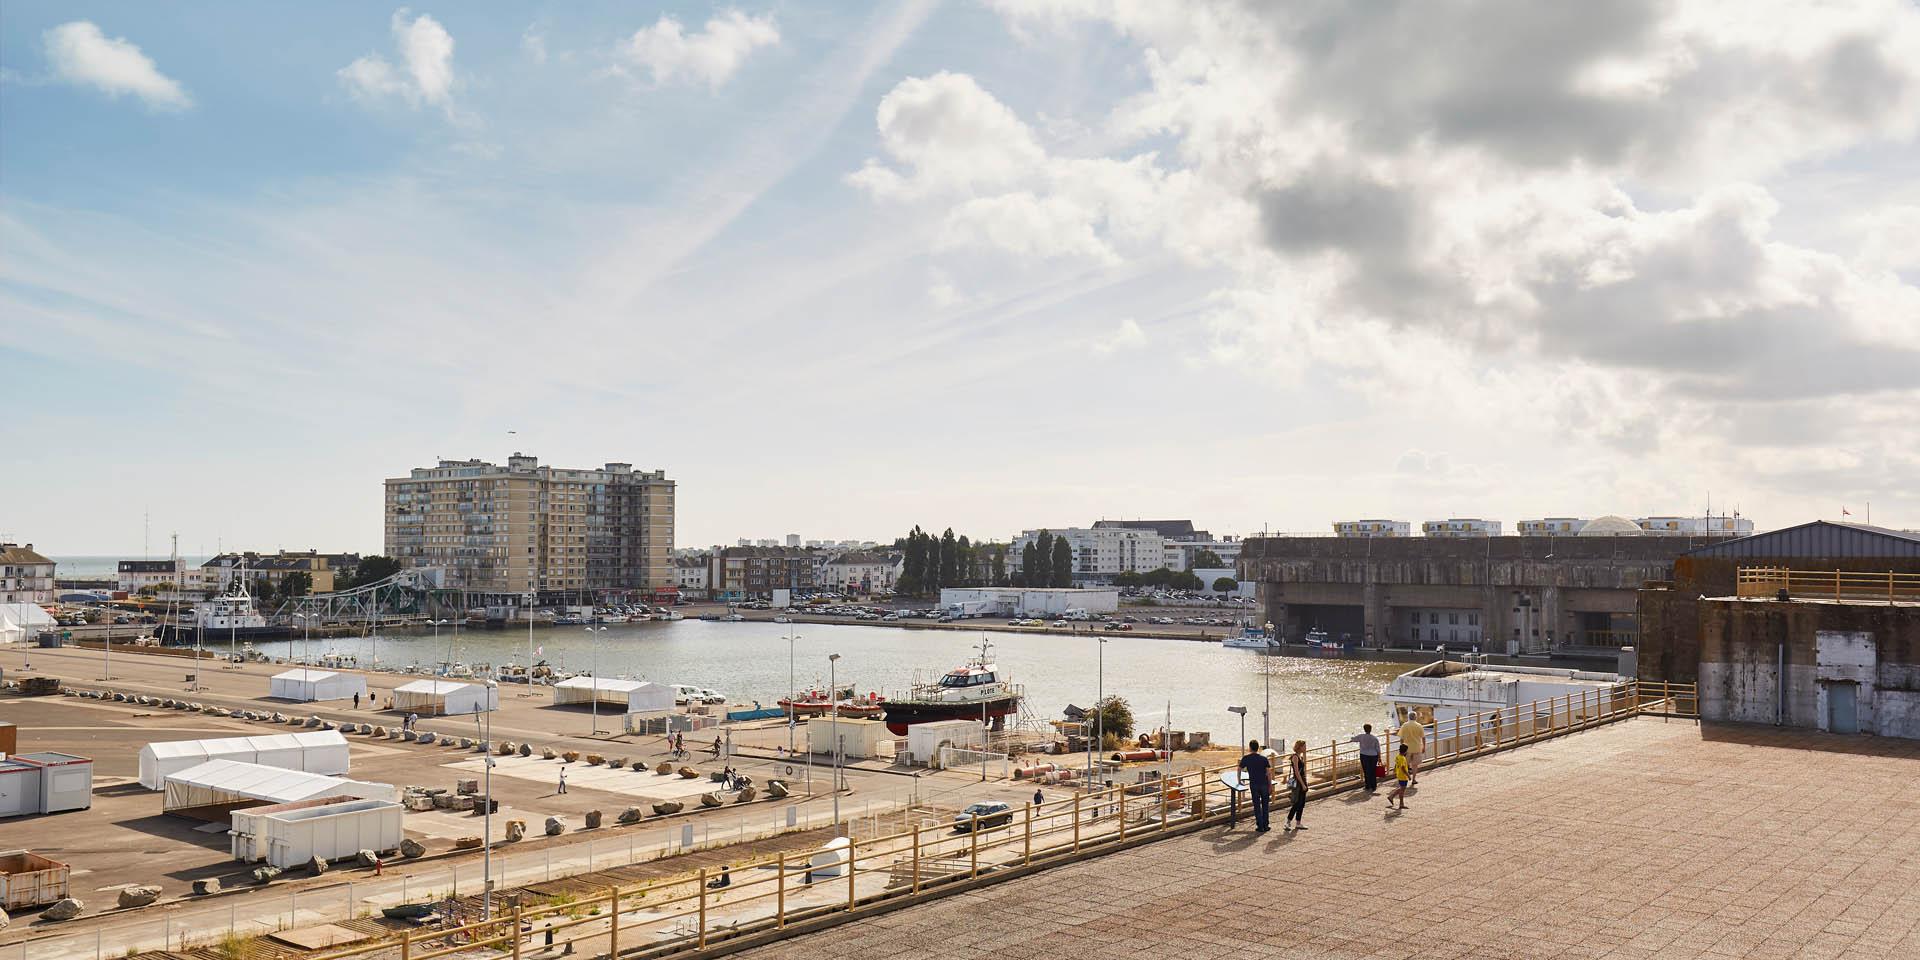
[
  {"x1": 481, "y1": 679, "x2": 497, "y2": 919},
  {"x1": 1261, "y1": 650, "x2": 1272, "y2": 749},
  {"x1": 828, "y1": 652, "x2": 842, "y2": 829},
  {"x1": 524, "y1": 592, "x2": 536, "y2": 694},
  {"x1": 785, "y1": 626, "x2": 801, "y2": 755},
  {"x1": 1229, "y1": 705, "x2": 1248, "y2": 749},
  {"x1": 585, "y1": 625, "x2": 608, "y2": 735},
  {"x1": 430, "y1": 618, "x2": 450, "y2": 672},
  {"x1": 99, "y1": 619, "x2": 113, "y2": 681}
]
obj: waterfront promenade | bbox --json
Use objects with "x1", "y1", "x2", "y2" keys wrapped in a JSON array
[{"x1": 728, "y1": 719, "x2": 1920, "y2": 960}]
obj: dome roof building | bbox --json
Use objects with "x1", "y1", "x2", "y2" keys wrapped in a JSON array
[{"x1": 1578, "y1": 515, "x2": 1645, "y2": 537}]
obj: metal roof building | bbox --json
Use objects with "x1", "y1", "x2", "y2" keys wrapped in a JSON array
[{"x1": 1682, "y1": 521, "x2": 1920, "y2": 560}]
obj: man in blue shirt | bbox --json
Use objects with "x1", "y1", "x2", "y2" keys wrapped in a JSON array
[{"x1": 1238, "y1": 740, "x2": 1273, "y2": 832}]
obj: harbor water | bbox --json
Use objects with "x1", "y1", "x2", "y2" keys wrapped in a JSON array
[{"x1": 251, "y1": 620, "x2": 1409, "y2": 747}]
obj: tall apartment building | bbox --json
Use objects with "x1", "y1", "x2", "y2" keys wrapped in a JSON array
[
  {"x1": 384, "y1": 454, "x2": 674, "y2": 597},
  {"x1": 1, "y1": 543, "x2": 55, "y2": 604},
  {"x1": 707, "y1": 546, "x2": 815, "y2": 601},
  {"x1": 1011, "y1": 527, "x2": 1166, "y2": 584}
]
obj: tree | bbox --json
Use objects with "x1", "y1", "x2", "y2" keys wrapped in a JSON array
[
  {"x1": 1171, "y1": 571, "x2": 1204, "y2": 590},
  {"x1": 1212, "y1": 576, "x2": 1238, "y2": 593},
  {"x1": 283, "y1": 571, "x2": 313, "y2": 599},
  {"x1": 1033, "y1": 531, "x2": 1053, "y2": 588},
  {"x1": 956, "y1": 535, "x2": 974, "y2": 586},
  {"x1": 1113, "y1": 570, "x2": 1142, "y2": 588},
  {"x1": 339, "y1": 555, "x2": 402, "y2": 591},
  {"x1": 939, "y1": 528, "x2": 959, "y2": 588},
  {"x1": 1020, "y1": 541, "x2": 1038, "y2": 587},
  {"x1": 1191, "y1": 549, "x2": 1226, "y2": 569},
  {"x1": 1049, "y1": 537, "x2": 1073, "y2": 587},
  {"x1": 1088, "y1": 695, "x2": 1135, "y2": 747},
  {"x1": 989, "y1": 544, "x2": 1007, "y2": 586}
]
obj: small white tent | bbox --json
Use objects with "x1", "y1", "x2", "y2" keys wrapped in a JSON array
[
  {"x1": 138, "y1": 730, "x2": 350, "y2": 789},
  {"x1": 269, "y1": 669, "x2": 367, "y2": 703},
  {"x1": 626, "y1": 681, "x2": 675, "y2": 714},
  {"x1": 163, "y1": 759, "x2": 395, "y2": 816},
  {"x1": 393, "y1": 679, "x2": 498, "y2": 716},
  {"x1": 553, "y1": 676, "x2": 673, "y2": 712}
]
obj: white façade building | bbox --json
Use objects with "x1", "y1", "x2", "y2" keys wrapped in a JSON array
[
  {"x1": 1421, "y1": 519, "x2": 1503, "y2": 538},
  {"x1": 1011, "y1": 527, "x2": 1166, "y2": 584},
  {"x1": 0, "y1": 544, "x2": 56, "y2": 604},
  {"x1": 1333, "y1": 520, "x2": 1411, "y2": 538},
  {"x1": 673, "y1": 555, "x2": 711, "y2": 599},
  {"x1": 1517, "y1": 518, "x2": 1589, "y2": 537},
  {"x1": 1636, "y1": 516, "x2": 1755, "y2": 536},
  {"x1": 939, "y1": 587, "x2": 1120, "y2": 617},
  {"x1": 818, "y1": 552, "x2": 902, "y2": 595},
  {"x1": 1162, "y1": 538, "x2": 1244, "y2": 572}
]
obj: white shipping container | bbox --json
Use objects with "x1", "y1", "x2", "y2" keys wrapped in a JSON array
[{"x1": 231, "y1": 797, "x2": 404, "y2": 868}]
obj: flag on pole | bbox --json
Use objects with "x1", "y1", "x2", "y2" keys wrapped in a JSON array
[{"x1": 1842, "y1": 507, "x2": 1852, "y2": 517}]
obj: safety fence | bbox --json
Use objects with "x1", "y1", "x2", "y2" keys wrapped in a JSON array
[
  {"x1": 269, "y1": 679, "x2": 1695, "y2": 960},
  {"x1": 1736, "y1": 566, "x2": 1920, "y2": 603}
]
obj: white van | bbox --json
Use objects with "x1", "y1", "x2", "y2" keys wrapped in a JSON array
[{"x1": 671, "y1": 684, "x2": 726, "y2": 705}]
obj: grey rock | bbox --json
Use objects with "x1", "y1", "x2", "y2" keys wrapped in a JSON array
[
  {"x1": 617, "y1": 806, "x2": 642, "y2": 824},
  {"x1": 544, "y1": 816, "x2": 566, "y2": 836},
  {"x1": 584, "y1": 810, "x2": 602, "y2": 829},
  {"x1": 608, "y1": 757, "x2": 626, "y2": 770},
  {"x1": 192, "y1": 878, "x2": 221, "y2": 895},
  {"x1": 497, "y1": 741, "x2": 515, "y2": 755},
  {"x1": 273, "y1": 712, "x2": 288, "y2": 723},
  {"x1": 735, "y1": 787, "x2": 757, "y2": 803},
  {"x1": 652, "y1": 801, "x2": 683, "y2": 816},
  {"x1": 399, "y1": 838, "x2": 427, "y2": 858},
  {"x1": 306, "y1": 856, "x2": 329, "y2": 876},
  {"x1": 0, "y1": 905, "x2": 9, "y2": 928},
  {"x1": 631, "y1": 759, "x2": 649, "y2": 771},
  {"x1": 541, "y1": 747, "x2": 556, "y2": 759},
  {"x1": 117, "y1": 885, "x2": 162, "y2": 908},
  {"x1": 455, "y1": 737, "x2": 471, "y2": 749},
  {"x1": 517, "y1": 743, "x2": 532, "y2": 757},
  {"x1": 320, "y1": 721, "x2": 337, "y2": 731},
  {"x1": 417, "y1": 732, "x2": 436, "y2": 745},
  {"x1": 700, "y1": 791, "x2": 724, "y2": 808},
  {"x1": 355, "y1": 849, "x2": 380, "y2": 868},
  {"x1": 43, "y1": 898, "x2": 84, "y2": 921},
  {"x1": 767, "y1": 780, "x2": 790, "y2": 799},
  {"x1": 402, "y1": 730, "x2": 418, "y2": 741},
  {"x1": 253, "y1": 866, "x2": 282, "y2": 884}
]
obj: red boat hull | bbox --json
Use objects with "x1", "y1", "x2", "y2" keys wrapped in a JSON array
[{"x1": 880, "y1": 697, "x2": 1020, "y2": 737}]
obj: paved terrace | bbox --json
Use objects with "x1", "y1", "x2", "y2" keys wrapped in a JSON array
[{"x1": 729, "y1": 719, "x2": 1920, "y2": 960}]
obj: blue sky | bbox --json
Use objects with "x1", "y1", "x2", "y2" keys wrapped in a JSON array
[{"x1": 4, "y1": 1, "x2": 1918, "y2": 555}]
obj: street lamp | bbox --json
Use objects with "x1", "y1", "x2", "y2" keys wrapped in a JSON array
[
  {"x1": 785, "y1": 626, "x2": 801, "y2": 755},
  {"x1": 1228, "y1": 705, "x2": 1249, "y2": 749},
  {"x1": 584, "y1": 626, "x2": 608, "y2": 735},
  {"x1": 481, "y1": 679, "x2": 497, "y2": 920},
  {"x1": 1085, "y1": 635, "x2": 1108, "y2": 785},
  {"x1": 828, "y1": 652, "x2": 842, "y2": 830},
  {"x1": 429, "y1": 618, "x2": 451, "y2": 672}
]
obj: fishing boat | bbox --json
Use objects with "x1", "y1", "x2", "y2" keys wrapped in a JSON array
[
  {"x1": 779, "y1": 689, "x2": 885, "y2": 719},
  {"x1": 1221, "y1": 626, "x2": 1281, "y2": 650},
  {"x1": 159, "y1": 578, "x2": 286, "y2": 643},
  {"x1": 879, "y1": 639, "x2": 1023, "y2": 736}
]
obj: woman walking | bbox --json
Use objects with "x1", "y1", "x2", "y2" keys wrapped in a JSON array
[{"x1": 1283, "y1": 740, "x2": 1310, "y2": 831}]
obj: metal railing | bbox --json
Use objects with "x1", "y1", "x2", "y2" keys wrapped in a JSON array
[
  {"x1": 1737, "y1": 566, "x2": 1920, "y2": 603},
  {"x1": 278, "y1": 680, "x2": 1694, "y2": 960}
]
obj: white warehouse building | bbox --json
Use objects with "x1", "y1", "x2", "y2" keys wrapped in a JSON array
[{"x1": 940, "y1": 587, "x2": 1120, "y2": 617}]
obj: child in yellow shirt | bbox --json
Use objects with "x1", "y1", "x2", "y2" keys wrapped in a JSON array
[{"x1": 1386, "y1": 743, "x2": 1410, "y2": 810}]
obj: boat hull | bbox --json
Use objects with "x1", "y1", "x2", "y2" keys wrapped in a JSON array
[
  {"x1": 880, "y1": 696, "x2": 1020, "y2": 736},
  {"x1": 158, "y1": 624, "x2": 290, "y2": 643}
]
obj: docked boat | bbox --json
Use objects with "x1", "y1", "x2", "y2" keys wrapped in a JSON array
[
  {"x1": 880, "y1": 639, "x2": 1023, "y2": 736},
  {"x1": 1381, "y1": 658, "x2": 1629, "y2": 728},
  {"x1": 1303, "y1": 628, "x2": 1349, "y2": 654},
  {"x1": 159, "y1": 580, "x2": 287, "y2": 643},
  {"x1": 779, "y1": 689, "x2": 886, "y2": 719},
  {"x1": 1222, "y1": 627, "x2": 1280, "y2": 650}
]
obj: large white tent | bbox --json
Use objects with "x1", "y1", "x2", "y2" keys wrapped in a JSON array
[
  {"x1": 553, "y1": 676, "x2": 674, "y2": 712},
  {"x1": 393, "y1": 679, "x2": 498, "y2": 716},
  {"x1": 162, "y1": 759, "x2": 395, "y2": 815},
  {"x1": 0, "y1": 602, "x2": 55, "y2": 645},
  {"x1": 269, "y1": 669, "x2": 368, "y2": 703},
  {"x1": 138, "y1": 731, "x2": 351, "y2": 789}
]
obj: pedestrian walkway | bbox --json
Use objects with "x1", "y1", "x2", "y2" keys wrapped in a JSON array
[{"x1": 727, "y1": 720, "x2": 1920, "y2": 960}]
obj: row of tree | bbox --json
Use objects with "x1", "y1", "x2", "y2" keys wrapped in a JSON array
[
  {"x1": 1111, "y1": 567, "x2": 1207, "y2": 590},
  {"x1": 1018, "y1": 530, "x2": 1074, "y2": 588},
  {"x1": 896, "y1": 528, "x2": 1010, "y2": 595}
]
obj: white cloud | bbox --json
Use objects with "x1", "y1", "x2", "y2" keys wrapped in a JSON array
[
  {"x1": 619, "y1": 11, "x2": 779, "y2": 88},
  {"x1": 522, "y1": 26, "x2": 548, "y2": 64},
  {"x1": 42, "y1": 21, "x2": 190, "y2": 110},
  {"x1": 1091, "y1": 317, "x2": 1147, "y2": 354},
  {"x1": 339, "y1": 9, "x2": 457, "y2": 109}
]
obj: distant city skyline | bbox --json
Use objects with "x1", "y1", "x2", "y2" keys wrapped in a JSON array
[{"x1": 4, "y1": 2, "x2": 1915, "y2": 555}]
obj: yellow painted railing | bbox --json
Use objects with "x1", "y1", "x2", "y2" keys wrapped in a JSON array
[
  {"x1": 292, "y1": 680, "x2": 1694, "y2": 960},
  {"x1": 1737, "y1": 566, "x2": 1920, "y2": 603}
]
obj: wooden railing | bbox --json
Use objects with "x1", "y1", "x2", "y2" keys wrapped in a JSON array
[
  {"x1": 288, "y1": 680, "x2": 1695, "y2": 960},
  {"x1": 1737, "y1": 566, "x2": 1920, "y2": 603}
]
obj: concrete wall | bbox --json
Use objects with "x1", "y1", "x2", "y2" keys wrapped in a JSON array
[{"x1": 1695, "y1": 598, "x2": 1920, "y2": 738}]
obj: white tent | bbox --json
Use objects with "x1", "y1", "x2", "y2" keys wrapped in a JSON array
[
  {"x1": 162, "y1": 759, "x2": 395, "y2": 815},
  {"x1": 0, "y1": 602, "x2": 55, "y2": 645},
  {"x1": 269, "y1": 669, "x2": 367, "y2": 703},
  {"x1": 393, "y1": 679, "x2": 499, "y2": 716},
  {"x1": 553, "y1": 676, "x2": 673, "y2": 712},
  {"x1": 138, "y1": 730, "x2": 350, "y2": 789}
]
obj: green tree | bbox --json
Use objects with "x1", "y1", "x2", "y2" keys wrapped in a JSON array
[
  {"x1": 1088, "y1": 696, "x2": 1135, "y2": 747},
  {"x1": 1049, "y1": 537, "x2": 1073, "y2": 587},
  {"x1": 340, "y1": 555, "x2": 403, "y2": 590},
  {"x1": 939, "y1": 528, "x2": 959, "y2": 588},
  {"x1": 1212, "y1": 576, "x2": 1238, "y2": 593},
  {"x1": 1171, "y1": 571, "x2": 1204, "y2": 590},
  {"x1": 1113, "y1": 570, "x2": 1142, "y2": 588},
  {"x1": 989, "y1": 544, "x2": 1007, "y2": 586},
  {"x1": 1191, "y1": 549, "x2": 1225, "y2": 569},
  {"x1": 902, "y1": 526, "x2": 927, "y2": 592},
  {"x1": 283, "y1": 571, "x2": 313, "y2": 599}
]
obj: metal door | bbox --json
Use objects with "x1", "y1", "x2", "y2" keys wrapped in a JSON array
[{"x1": 1828, "y1": 682, "x2": 1859, "y2": 734}]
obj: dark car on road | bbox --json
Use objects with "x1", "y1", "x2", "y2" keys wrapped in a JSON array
[{"x1": 953, "y1": 801, "x2": 1014, "y2": 832}]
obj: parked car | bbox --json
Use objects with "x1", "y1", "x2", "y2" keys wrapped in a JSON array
[{"x1": 953, "y1": 801, "x2": 1014, "y2": 832}]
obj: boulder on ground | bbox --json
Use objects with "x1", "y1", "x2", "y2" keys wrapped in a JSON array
[
  {"x1": 584, "y1": 810, "x2": 602, "y2": 829},
  {"x1": 631, "y1": 759, "x2": 650, "y2": 771},
  {"x1": 305, "y1": 716, "x2": 322, "y2": 727},
  {"x1": 273, "y1": 712, "x2": 288, "y2": 723},
  {"x1": 544, "y1": 816, "x2": 566, "y2": 836},
  {"x1": 355, "y1": 850, "x2": 381, "y2": 868},
  {"x1": 0, "y1": 905, "x2": 10, "y2": 928},
  {"x1": 473, "y1": 740, "x2": 488, "y2": 752},
  {"x1": 374, "y1": 726, "x2": 389, "y2": 737},
  {"x1": 399, "y1": 838, "x2": 427, "y2": 858},
  {"x1": 252, "y1": 866, "x2": 282, "y2": 884},
  {"x1": 497, "y1": 741, "x2": 515, "y2": 755},
  {"x1": 585, "y1": 753, "x2": 604, "y2": 766},
  {"x1": 678, "y1": 767, "x2": 699, "y2": 779},
  {"x1": 117, "y1": 885, "x2": 162, "y2": 909},
  {"x1": 402, "y1": 730, "x2": 418, "y2": 741},
  {"x1": 700, "y1": 791, "x2": 724, "y2": 808},
  {"x1": 541, "y1": 748, "x2": 557, "y2": 760},
  {"x1": 454, "y1": 836, "x2": 484, "y2": 850},
  {"x1": 505, "y1": 820, "x2": 526, "y2": 842},
  {"x1": 455, "y1": 737, "x2": 471, "y2": 749},
  {"x1": 43, "y1": 898, "x2": 84, "y2": 921},
  {"x1": 735, "y1": 787, "x2": 757, "y2": 803},
  {"x1": 767, "y1": 781, "x2": 790, "y2": 799},
  {"x1": 608, "y1": 757, "x2": 626, "y2": 770},
  {"x1": 562, "y1": 750, "x2": 580, "y2": 763},
  {"x1": 655, "y1": 761, "x2": 674, "y2": 774},
  {"x1": 306, "y1": 856, "x2": 329, "y2": 876},
  {"x1": 417, "y1": 732, "x2": 436, "y2": 745},
  {"x1": 193, "y1": 878, "x2": 222, "y2": 895},
  {"x1": 518, "y1": 743, "x2": 533, "y2": 757},
  {"x1": 617, "y1": 806, "x2": 642, "y2": 824},
  {"x1": 709, "y1": 770, "x2": 727, "y2": 782},
  {"x1": 652, "y1": 801, "x2": 683, "y2": 816}
]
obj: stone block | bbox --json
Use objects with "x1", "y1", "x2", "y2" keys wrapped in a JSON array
[
  {"x1": 584, "y1": 810, "x2": 602, "y2": 829},
  {"x1": 617, "y1": 806, "x2": 642, "y2": 824},
  {"x1": 400, "y1": 838, "x2": 427, "y2": 858},
  {"x1": 117, "y1": 885, "x2": 161, "y2": 909},
  {"x1": 454, "y1": 836, "x2": 483, "y2": 850},
  {"x1": 252, "y1": 866, "x2": 281, "y2": 884},
  {"x1": 43, "y1": 898, "x2": 83, "y2": 921},
  {"x1": 356, "y1": 850, "x2": 380, "y2": 868},
  {"x1": 544, "y1": 816, "x2": 566, "y2": 836},
  {"x1": 192, "y1": 878, "x2": 222, "y2": 895},
  {"x1": 505, "y1": 820, "x2": 526, "y2": 842},
  {"x1": 307, "y1": 856, "x2": 329, "y2": 876}
]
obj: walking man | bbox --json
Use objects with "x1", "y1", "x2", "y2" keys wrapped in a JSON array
[
  {"x1": 1033, "y1": 787, "x2": 1044, "y2": 807},
  {"x1": 1398, "y1": 714, "x2": 1427, "y2": 785},
  {"x1": 1351, "y1": 723, "x2": 1381, "y2": 792},
  {"x1": 1386, "y1": 743, "x2": 1411, "y2": 810},
  {"x1": 1238, "y1": 740, "x2": 1273, "y2": 832},
  {"x1": 557, "y1": 765, "x2": 568, "y2": 795},
  {"x1": 353, "y1": 691, "x2": 361, "y2": 710}
]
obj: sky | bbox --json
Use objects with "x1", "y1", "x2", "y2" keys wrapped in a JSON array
[{"x1": 2, "y1": 0, "x2": 1917, "y2": 556}]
